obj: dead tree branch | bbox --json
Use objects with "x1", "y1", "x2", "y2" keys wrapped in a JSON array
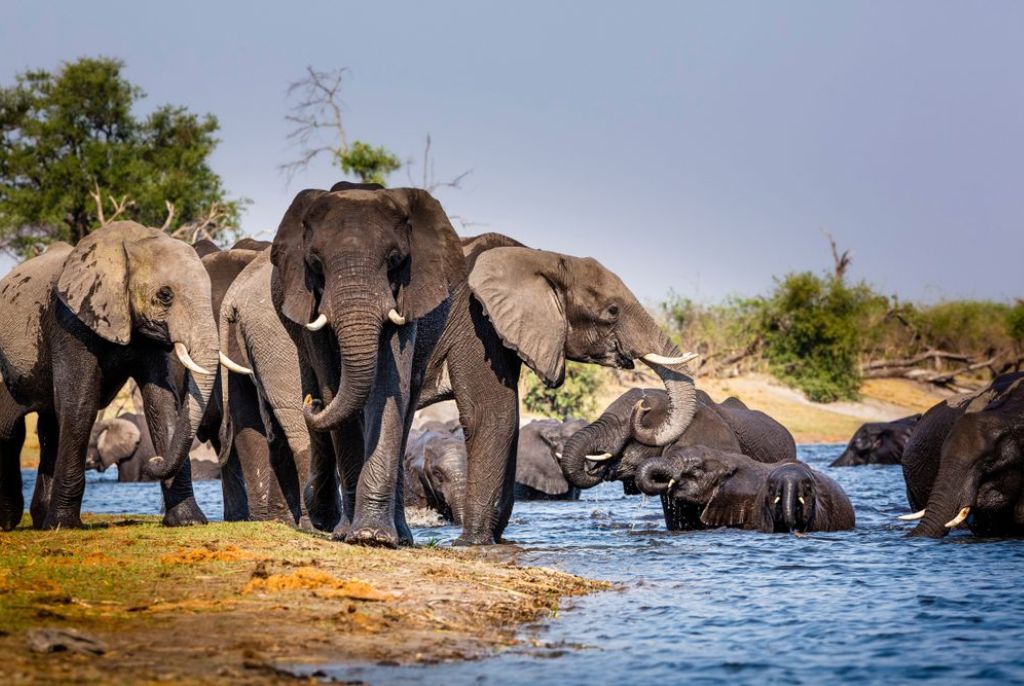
[
  {"x1": 280, "y1": 66, "x2": 350, "y2": 181},
  {"x1": 406, "y1": 134, "x2": 473, "y2": 193},
  {"x1": 90, "y1": 181, "x2": 133, "y2": 227},
  {"x1": 822, "y1": 229, "x2": 851, "y2": 281}
]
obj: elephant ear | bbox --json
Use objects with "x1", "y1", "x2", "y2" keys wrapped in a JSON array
[
  {"x1": 515, "y1": 448, "x2": 571, "y2": 495},
  {"x1": 57, "y1": 221, "x2": 152, "y2": 344},
  {"x1": 97, "y1": 418, "x2": 142, "y2": 465},
  {"x1": 468, "y1": 247, "x2": 567, "y2": 387},
  {"x1": 700, "y1": 467, "x2": 764, "y2": 529},
  {"x1": 387, "y1": 188, "x2": 466, "y2": 321},
  {"x1": 270, "y1": 189, "x2": 327, "y2": 326}
]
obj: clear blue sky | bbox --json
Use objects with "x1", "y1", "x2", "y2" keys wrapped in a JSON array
[{"x1": 3, "y1": 1, "x2": 1022, "y2": 304}]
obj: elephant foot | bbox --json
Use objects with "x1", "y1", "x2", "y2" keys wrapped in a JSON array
[
  {"x1": 163, "y1": 497, "x2": 208, "y2": 527},
  {"x1": 0, "y1": 509, "x2": 22, "y2": 531},
  {"x1": 346, "y1": 527, "x2": 400, "y2": 548},
  {"x1": 298, "y1": 515, "x2": 314, "y2": 532},
  {"x1": 453, "y1": 531, "x2": 498, "y2": 546},
  {"x1": 42, "y1": 511, "x2": 83, "y2": 530}
]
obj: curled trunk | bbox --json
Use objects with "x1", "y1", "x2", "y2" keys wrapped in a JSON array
[
  {"x1": 304, "y1": 290, "x2": 383, "y2": 433},
  {"x1": 636, "y1": 454, "x2": 680, "y2": 495},
  {"x1": 626, "y1": 323, "x2": 697, "y2": 447},
  {"x1": 560, "y1": 418, "x2": 630, "y2": 490},
  {"x1": 145, "y1": 336, "x2": 218, "y2": 480}
]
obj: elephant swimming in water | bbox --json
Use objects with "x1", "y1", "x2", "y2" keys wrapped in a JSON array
[{"x1": 830, "y1": 415, "x2": 920, "y2": 467}]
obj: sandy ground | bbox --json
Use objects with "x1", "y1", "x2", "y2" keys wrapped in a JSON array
[{"x1": 0, "y1": 516, "x2": 607, "y2": 685}]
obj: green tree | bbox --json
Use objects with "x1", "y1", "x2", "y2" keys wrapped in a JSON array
[
  {"x1": 758, "y1": 272, "x2": 872, "y2": 402},
  {"x1": 337, "y1": 140, "x2": 401, "y2": 186},
  {"x1": 0, "y1": 56, "x2": 242, "y2": 258},
  {"x1": 521, "y1": 362, "x2": 604, "y2": 420}
]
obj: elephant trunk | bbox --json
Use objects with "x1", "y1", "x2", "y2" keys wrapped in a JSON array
[
  {"x1": 304, "y1": 287, "x2": 383, "y2": 433},
  {"x1": 145, "y1": 327, "x2": 218, "y2": 481},
  {"x1": 910, "y1": 463, "x2": 978, "y2": 538},
  {"x1": 560, "y1": 419, "x2": 628, "y2": 490},
  {"x1": 636, "y1": 455, "x2": 679, "y2": 496},
  {"x1": 629, "y1": 327, "x2": 698, "y2": 447}
]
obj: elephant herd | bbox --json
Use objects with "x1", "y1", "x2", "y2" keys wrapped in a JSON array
[{"x1": 0, "y1": 181, "x2": 1019, "y2": 544}]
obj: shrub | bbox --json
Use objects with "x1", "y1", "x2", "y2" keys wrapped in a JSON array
[
  {"x1": 520, "y1": 362, "x2": 603, "y2": 420},
  {"x1": 758, "y1": 272, "x2": 872, "y2": 402}
]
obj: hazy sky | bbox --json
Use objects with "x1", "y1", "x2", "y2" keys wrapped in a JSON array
[{"x1": 3, "y1": 1, "x2": 1022, "y2": 304}]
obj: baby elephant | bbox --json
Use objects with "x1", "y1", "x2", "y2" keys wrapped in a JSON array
[
  {"x1": 85, "y1": 413, "x2": 220, "y2": 483},
  {"x1": 637, "y1": 445, "x2": 855, "y2": 533},
  {"x1": 830, "y1": 414, "x2": 920, "y2": 467}
]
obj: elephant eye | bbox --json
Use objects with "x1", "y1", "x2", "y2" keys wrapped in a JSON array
[
  {"x1": 605, "y1": 303, "x2": 620, "y2": 321},
  {"x1": 155, "y1": 287, "x2": 174, "y2": 306}
]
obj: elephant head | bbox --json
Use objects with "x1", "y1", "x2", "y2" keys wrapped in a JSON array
[
  {"x1": 271, "y1": 184, "x2": 465, "y2": 432},
  {"x1": 405, "y1": 429, "x2": 468, "y2": 523},
  {"x1": 85, "y1": 417, "x2": 142, "y2": 472},
  {"x1": 57, "y1": 221, "x2": 219, "y2": 480},
  {"x1": 909, "y1": 375, "x2": 1024, "y2": 538},
  {"x1": 759, "y1": 462, "x2": 820, "y2": 533},
  {"x1": 516, "y1": 419, "x2": 587, "y2": 497},
  {"x1": 831, "y1": 415, "x2": 920, "y2": 467},
  {"x1": 636, "y1": 445, "x2": 772, "y2": 530},
  {"x1": 469, "y1": 248, "x2": 697, "y2": 450},
  {"x1": 560, "y1": 389, "x2": 732, "y2": 492}
]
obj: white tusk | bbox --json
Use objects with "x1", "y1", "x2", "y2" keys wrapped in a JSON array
[
  {"x1": 306, "y1": 313, "x2": 328, "y2": 331},
  {"x1": 898, "y1": 509, "x2": 926, "y2": 521},
  {"x1": 219, "y1": 352, "x2": 253, "y2": 376},
  {"x1": 774, "y1": 496, "x2": 781, "y2": 504},
  {"x1": 640, "y1": 352, "x2": 699, "y2": 366},
  {"x1": 388, "y1": 308, "x2": 407, "y2": 326},
  {"x1": 554, "y1": 452, "x2": 563, "y2": 460},
  {"x1": 585, "y1": 452, "x2": 614, "y2": 462},
  {"x1": 798, "y1": 496, "x2": 806, "y2": 505},
  {"x1": 667, "y1": 479, "x2": 676, "y2": 491},
  {"x1": 944, "y1": 506, "x2": 971, "y2": 528},
  {"x1": 174, "y1": 342, "x2": 213, "y2": 376}
]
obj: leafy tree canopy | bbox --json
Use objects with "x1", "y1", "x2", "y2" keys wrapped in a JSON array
[
  {"x1": 337, "y1": 140, "x2": 402, "y2": 186},
  {"x1": 0, "y1": 56, "x2": 243, "y2": 258}
]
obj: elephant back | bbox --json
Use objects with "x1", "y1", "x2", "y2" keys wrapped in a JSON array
[{"x1": 0, "y1": 242, "x2": 73, "y2": 397}]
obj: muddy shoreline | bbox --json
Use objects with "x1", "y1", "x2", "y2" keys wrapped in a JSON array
[{"x1": 0, "y1": 516, "x2": 608, "y2": 684}]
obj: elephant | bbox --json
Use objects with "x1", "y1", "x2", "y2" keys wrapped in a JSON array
[
  {"x1": 403, "y1": 427, "x2": 467, "y2": 523},
  {"x1": 560, "y1": 388, "x2": 795, "y2": 496},
  {"x1": 636, "y1": 445, "x2": 855, "y2": 532},
  {"x1": 901, "y1": 373, "x2": 1024, "y2": 538},
  {"x1": 514, "y1": 419, "x2": 587, "y2": 501},
  {"x1": 830, "y1": 414, "x2": 921, "y2": 467},
  {"x1": 218, "y1": 249, "x2": 311, "y2": 526},
  {"x1": 901, "y1": 372, "x2": 1024, "y2": 513},
  {"x1": 0, "y1": 222, "x2": 218, "y2": 530},
  {"x1": 84, "y1": 412, "x2": 220, "y2": 482}
]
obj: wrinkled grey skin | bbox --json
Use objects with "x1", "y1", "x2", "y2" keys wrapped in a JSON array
[
  {"x1": 0, "y1": 223, "x2": 218, "y2": 530},
  {"x1": 514, "y1": 419, "x2": 587, "y2": 500},
  {"x1": 637, "y1": 446, "x2": 855, "y2": 532},
  {"x1": 219, "y1": 250, "x2": 311, "y2": 527},
  {"x1": 907, "y1": 373, "x2": 1024, "y2": 538},
  {"x1": 561, "y1": 388, "x2": 793, "y2": 494},
  {"x1": 403, "y1": 427, "x2": 468, "y2": 523},
  {"x1": 830, "y1": 415, "x2": 920, "y2": 467},
  {"x1": 196, "y1": 240, "x2": 269, "y2": 521}
]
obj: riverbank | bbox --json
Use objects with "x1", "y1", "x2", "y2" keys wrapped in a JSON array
[{"x1": 0, "y1": 516, "x2": 607, "y2": 684}]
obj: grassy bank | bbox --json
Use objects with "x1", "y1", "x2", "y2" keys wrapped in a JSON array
[{"x1": 0, "y1": 516, "x2": 607, "y2": 684}]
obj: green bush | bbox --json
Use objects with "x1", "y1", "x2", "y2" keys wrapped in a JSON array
[
  {"x1": 758, "y1": 272, "x2": 872, "y2": 402},
  {"x1": 1009, "y1": 302, "x2": 1024, "y2": 343},
  {"x1": 521, "y1": 362, "x2": 603, "y2": 420}
]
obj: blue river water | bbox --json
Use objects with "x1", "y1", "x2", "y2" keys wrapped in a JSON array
[{"x1": 21, "y1": 445, "x2": 1024, "y2": 685}]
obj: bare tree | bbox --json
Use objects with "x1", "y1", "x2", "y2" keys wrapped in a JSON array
[
  {"x1": 90, "y1": 181, "x2": 134, "y2": 226},
  {"x1": 280, "y1": 66, "x2": 350, "y2": 182},
  {"x1": 405, "y1": 134, "x2": 472, "y2": 193},
  {"x1": 822, "y1": 229, "x2": 851, "y2": 282},
  {"x1": 172, "y1": 202, "x2": 227, "y2": 244}
]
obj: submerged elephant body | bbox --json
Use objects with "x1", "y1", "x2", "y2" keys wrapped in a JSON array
[
  {"x1": 637, "y1": 446, "x2": 855, "y2": 533},
  {"x1": 903, "y1": 373, "x2": 1024, "y2": 538},
  {"x1": 831, "y1": 415, "x2": 921, "y2": 467},
  {"x1": 0, "y1": 223, "x2": 218, "y2": 531}
]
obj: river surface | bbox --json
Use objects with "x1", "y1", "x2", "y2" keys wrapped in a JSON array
[{"x1": 21, "y1": 444, "x2": 1024, "y2": 684}]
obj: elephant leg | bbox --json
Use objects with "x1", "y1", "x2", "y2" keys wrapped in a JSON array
[
  {"x1": 219, "y1": 443, "x2": 250, "y2": 522},
  {"x1": 29, "y1": 412, "x2": 58, "y2": 529},
  {"x1": 295, "y1": 358, "x2": 343, "y2": 533},
  {"x1": 138, "y1": 369, "x2": 207, "y2": 527},
  {"x1": 228, "y1": 374, "x2": 278, "y2": 521},
  {"x1": 267, "y1": 423, "x2": 303, "y2": 525},
  {"x1": 44, "y1": 391, "x2": 100, "y2": 530},
  {"x1": 327, "y1": 418, "x2": 362, "y2": 539},
  {"x1": 446, "y1": 313, "x2": 522, "y2": 546},
  {"x1": 347, "y1": 324, "x2": 417, "y2": 547},
  {"x1": 0, "y1": 404, "x2": 26, "y2": 531}
]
